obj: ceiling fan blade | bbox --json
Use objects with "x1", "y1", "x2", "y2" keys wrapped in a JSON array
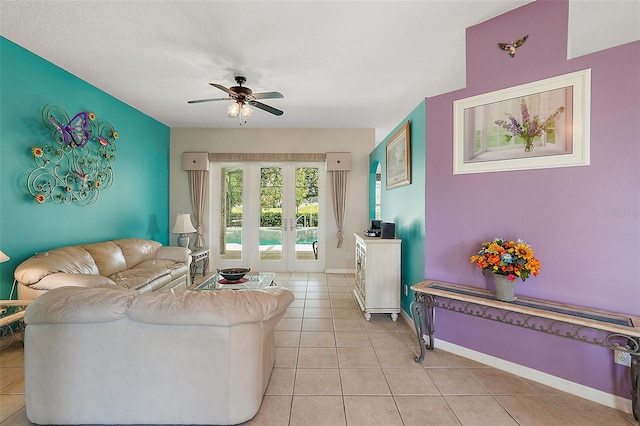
[
  {"x1": 209, "y1": 83, "x2": 235, "y2": 95},
  {"x1": 251, "y1": 91, "x2": 284, "y2": 100},
  {"x1": 249, "y1": 100, "x2": 284, "y2": 116},
  {"x1": 187, "y1": 97, "x2": 232, "y2": 104}
]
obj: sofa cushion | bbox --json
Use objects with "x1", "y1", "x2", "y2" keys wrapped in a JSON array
[
  {"x1": 109, "y1": 266, "x2": 172, "y2": 290},
  {"x1": 14, "y1": 246, "x2": 99, "y2": 285},
  {"x1": 135, "y1": 259, "x2": 189, "y2": 281},
  {"x1": 127, "y1": 287, "x2": 295, "y2": 326},
  {"x1": 114, "y1": 238, "x2": 161, "y2": 268},
  {"x1": 25, "y1": 286, "x2": 136, "y2": 324},
  {"x1": 81, "y1": 241, "x2": 127, "y2": 277}
]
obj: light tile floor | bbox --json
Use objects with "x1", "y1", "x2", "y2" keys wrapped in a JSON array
[{"x1": 1, "y1": 272, "x2": 636, "y2": 425}]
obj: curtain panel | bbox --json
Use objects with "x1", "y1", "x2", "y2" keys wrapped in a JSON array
[
  {"x1": 188, "y1": 170, "x2": 209, "y2": 248},
  {"x1": 330, "y1": 170, "x2": 348, "y2": 248}
]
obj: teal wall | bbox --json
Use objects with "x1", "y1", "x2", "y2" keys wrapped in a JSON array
[
  {"x1": 369, "y1": 101, "x2": 426, "y2": 314},
  {"x1": 0, "y1": 38, "x2": 170, "y2": 299}
]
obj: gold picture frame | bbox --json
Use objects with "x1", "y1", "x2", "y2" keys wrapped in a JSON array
[{"x1": 386, "y1": 121, "x2": 411, "y2": 189}]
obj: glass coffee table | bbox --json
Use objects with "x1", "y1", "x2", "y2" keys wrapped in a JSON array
[{"x1": 192, "y1": 272, "x2": 276, "y2": 291}]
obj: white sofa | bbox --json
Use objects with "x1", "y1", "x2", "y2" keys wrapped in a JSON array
[
  {"x1": 24, "y1": 285, "x2": 295, "y2": 425},
  {"x1": 14, "y1": 238, "x2": 190, "y2": 300}
]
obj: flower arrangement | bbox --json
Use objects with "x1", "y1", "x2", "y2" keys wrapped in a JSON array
[
  {"x1": 495, "y1": 99, "x2": 564, "y2": 152},
  {"x1": 470, "y1": 238, "x2": 540, "y2": 282}
]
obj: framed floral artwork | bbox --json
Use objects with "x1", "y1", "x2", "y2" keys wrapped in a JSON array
[
  {"x1": 453, "y1": 69, "x2": 591, "y2": 174},
  {"x1": 386, "y1": 121, "x2": 411, "y2": 189}
]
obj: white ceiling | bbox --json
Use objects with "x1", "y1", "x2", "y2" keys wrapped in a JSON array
[{"x1": 1, "y1": 1, "x2": 638, "y2": 143}]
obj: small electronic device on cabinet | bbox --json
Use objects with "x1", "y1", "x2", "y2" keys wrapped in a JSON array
[
  {"x1": 364, "y1": 219, "x2": 382, "y2": 237},
  {"x1": 380, "y1": 222, "x2": 395, "y2": 239}
]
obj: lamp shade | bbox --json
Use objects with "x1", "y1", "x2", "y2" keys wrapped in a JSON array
[
  {"x1": 0, "y1": 250, "x2": 9, "y2": 263},
  {"x1": 172, "y1": 213, "x2": 197, "y2": 234},
  {"x1": 227, "y1": 102, "x2": 241, "y2": 118},
  {"x1": 241, "y1": 103, "x2": 253, "y2": 118}
]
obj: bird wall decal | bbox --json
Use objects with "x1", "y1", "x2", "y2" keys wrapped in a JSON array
[{"x1": 498, "y1": 34, "x2": 528, "y2": 57}]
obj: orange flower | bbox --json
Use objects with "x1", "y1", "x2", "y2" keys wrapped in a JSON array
[{"x1": 487, "y1": 242, "x2": 505, "y2": 255}]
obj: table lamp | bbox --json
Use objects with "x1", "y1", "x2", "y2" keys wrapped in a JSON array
[{"x1": 172, "y1": 213, "x2": 197, "y2": 248}]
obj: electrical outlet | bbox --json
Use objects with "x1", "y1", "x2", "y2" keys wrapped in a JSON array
[
  {"x1": 346, "y1": 252, "x2": 351, "y2": 259},
  {"x1": 404, "y1": 285, "x2": 408, "y2": 296},
  {"x1": 614, "y1": 349, "x2": 631, "y2": 367}
]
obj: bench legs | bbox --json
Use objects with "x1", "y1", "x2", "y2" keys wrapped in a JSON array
[
  {"x1": 410, "y1": 292, "x2": 435, "y2": 363},
  {"x1": 632, "y1": 347, "x2": 639, "y2": 421}
]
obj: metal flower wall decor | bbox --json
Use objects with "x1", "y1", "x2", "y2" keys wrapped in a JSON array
[{"x1": 27, "y1": 104, "x2": 120, "y2": 205}]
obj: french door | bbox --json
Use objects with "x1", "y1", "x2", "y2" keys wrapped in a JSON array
[{"x1": 211, "y1": 162, "x2": 325, "y2": 272}]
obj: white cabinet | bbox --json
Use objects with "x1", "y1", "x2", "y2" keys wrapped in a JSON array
[{"x1": 353, "y1": 233, "x2": 401, "y2": 321}]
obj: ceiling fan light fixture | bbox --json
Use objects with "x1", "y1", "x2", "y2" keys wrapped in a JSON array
[
  {"x1": 227, "y1": 101, "x2": 241, "y2": 118},
  {"x1": 190, "y1": 77, "x2": 284, "y2": 120},
  {"x1": 241, "y1": 103, "x2": 253, "y2": 118}
]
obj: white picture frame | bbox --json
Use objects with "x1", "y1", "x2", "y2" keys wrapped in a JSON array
[{"x1": 453, "y1": 69, "x2": 591, "y2": 174}]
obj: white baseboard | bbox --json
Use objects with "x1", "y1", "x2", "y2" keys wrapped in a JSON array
[{"x1": 398, "y1": 311, "x2": 633, "y2": 415}]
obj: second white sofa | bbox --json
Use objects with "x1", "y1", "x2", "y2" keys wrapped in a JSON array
[{"x1": 14, "y1": 238, "x2": 190, "y2": 300}]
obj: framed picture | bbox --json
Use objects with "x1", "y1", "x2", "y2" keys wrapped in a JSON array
[
  {"x1": 453, "y1": 69, "x2": 591, "y2": 174},
  {"x1": 386, "y1": 121, "x2": 411, "y2": 189}
]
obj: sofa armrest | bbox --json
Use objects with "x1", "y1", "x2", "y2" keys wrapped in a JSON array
[
  {"x1": 155, "y1": 246, "x2": 191, "y2": 264},
  {"x1": 14, "y1": 246, "x2": 99, "y2": 285},
  {"x1": 27, "y1": 273, "x2": 117, "y2": 291},
  {"x1": 127, "y1": 287, "x2": 295, "y2": 326}
]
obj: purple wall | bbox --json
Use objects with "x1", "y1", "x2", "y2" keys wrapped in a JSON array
[{"x1": 425, "y1": 0, "x2": 640, "y2": 397}]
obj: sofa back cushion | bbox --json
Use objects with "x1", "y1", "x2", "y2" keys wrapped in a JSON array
[
  {"x1": 81, "y1": 241, "x2": 127, "y2": 277},
  {"x1": 25, "y1": 286, "x2": 136, "y2": 324},
  {"x1": 114, "y1": 238, "x2": 161, "y2": 268},
  {"x1": 14, "y1": 246, "x2": 100, "y2": 285},
  {"x1": 127, "y1": 287, "x2": 295, "y2": 326}
]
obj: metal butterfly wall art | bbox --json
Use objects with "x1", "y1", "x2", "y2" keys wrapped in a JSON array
[
  {"x1": 31, "y1": 104, "x2": 120, "y2": 206},
  {"x1": 47, "y1": 111, "x2": 91, "y2": 147},
  {"x1": 498, "y1": 34, "x2": 528, "y2": 58}
]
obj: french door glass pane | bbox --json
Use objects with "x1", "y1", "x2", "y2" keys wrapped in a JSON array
[
  {"x1": 260, "y1": 167, "x2": 283, "y2": 261},
  {"x1": 295, "y1": 167, "x2": 319, "y2": 261},
  {"x1": 220, "y1": 167, "x2": 242, "y2": 260}
]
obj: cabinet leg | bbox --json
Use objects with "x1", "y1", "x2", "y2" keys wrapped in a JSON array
[
  {"x1": 364, "y1": 312, "x2": 371, "y2": 321},
  {"x1": 391, "y1": 313, "x2": 398, "y2": 321}
]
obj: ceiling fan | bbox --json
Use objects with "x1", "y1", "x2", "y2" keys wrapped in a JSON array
[{"x1": 188, "y1": 76, "x2": 284, "y2": 118}]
